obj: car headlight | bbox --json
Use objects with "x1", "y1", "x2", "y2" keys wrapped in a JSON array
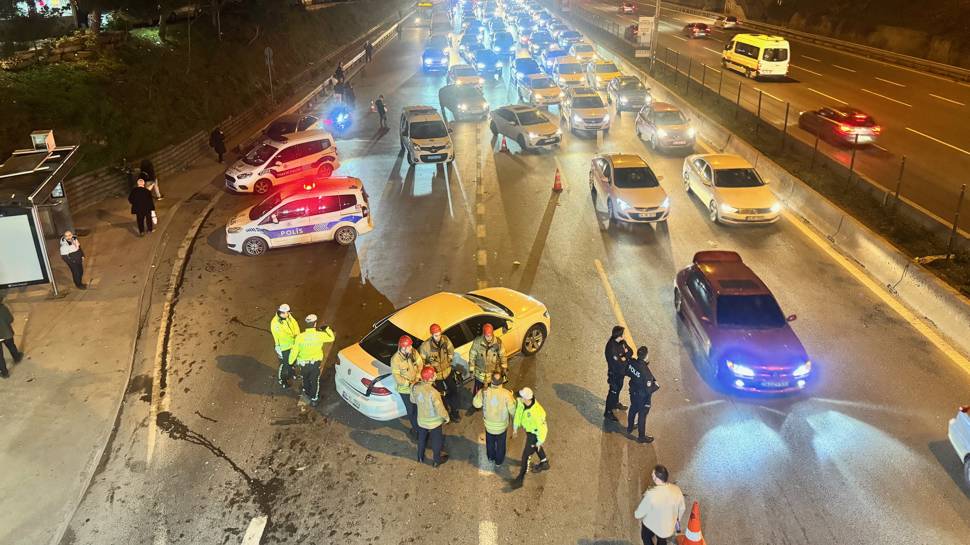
[
  {"x1": 494, "y1": 47, "x2": 501, "y2": 52},
  {"x1": 616, "y1": 198, "x2": 631, "y2": 211},
  {"x1": 424, "y1": 58, "x2": 433, "y2": 64},
  {"x1": 516, "y1": 71, "x2": 524, "y2": 78},
  {"x1": 573, "y1": 113, "x2": 583, "y2": 123},
  {"x1": 656, "y1": 129, "x2": 668, "y2": 138},
  {"x1": 792, "y1": 361, "x2": 812, "y2": 378},
  {"x1": 720, "y1": 203, "x2": 738, "y2": 213},
  {"x1": 726, "y1": 360, "x2": 756, "y2": 378},
  {"x1": 603, "y1": 113, "x2": 611, "y2": 122},
  {"x1": 528, "y1": 132, "x2": 539, "y2": 139},
  {"x1": 558, "y1": 91, "x2": 565, "y2": 98},
  {"x1": 459, "y1": 103, "x2": 468, "y2": 110},
  {"x1": 227, "y1": 226, "x2": 242, "y2": 234},
  {"x1": 770, "y1": 202, "x2": 783, "y2": 214},
  {"x1": 479, "y1": 77, "x2": 485, "y2": 84},
  {"x1": 620, "y1": 97, "x2": 628, "y2": 103},
  {"x1": 660, "y1": 197, "x2": 670, "y2": 208},
  {"x1": 236, "y1": 172, "x2": 252, "y2": 179},
  {"x1": 554, "y1": 128, "x2": 562, "y2": 136},
  {"x1": 478, "y1": 62, "x2": 485, "y2": 68},
  {"x1": 496, "y1": 61, "x2": 504, "y2": 67},
  {"x1": 687, "y1": 127, "x2": 696, "y2": 138}
]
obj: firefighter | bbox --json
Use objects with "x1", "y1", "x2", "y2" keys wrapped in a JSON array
[
  {"x1": 473, "y1": 371, "x2": 517, "y2": 466},
  {"x1": 467, "y1": 323, "x2": 507, "y2": 415},
  {"x1": 288, "y1": 314, "x2": 335, "y2": 407},
  {"x1": 391, "y1": 335, "x2": 424, "y2": 436},
  {"x1": 419, "y1": 323, "x2": 462, "y2": 421},
  {"x1": 271, "y1": 304, "x2": 301, "y2": 390},
  {"x1": 604, "y1": 325, "x2": 632, "y2": 422},
  {"x1": 626, "y1": 346, "x2": 657, "y2": 444},
  {"x1": 413, "y1": 365, "x2": 450, "y2": 467},
  {"x1": 511, "y1": 387, "x2": 549, "y2": 487}
]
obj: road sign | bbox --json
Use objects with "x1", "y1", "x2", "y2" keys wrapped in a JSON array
[{"x1": 638, "y1": 16, "x2": 654, "y2": 47}]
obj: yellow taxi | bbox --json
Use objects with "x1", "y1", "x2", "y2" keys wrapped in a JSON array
[{"x1": 586, "y1": 59, "x2": 622, "y2": 90}]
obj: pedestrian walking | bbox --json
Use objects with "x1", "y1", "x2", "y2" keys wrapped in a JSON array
[
  {"x1": 139, "y1": 159, "x2": 162, "y2": 200},
  {"x1": 59, "y1": 230, "x2": 86, "y2": 289},
  {"x1": 511, "y1": 387, "x2": 549, "y2": 486},
  {"x1": 209, "y1": 127, "x2": 226, "y2": 163},
  {"x1": 334, "y1": 63, "x2": 345, "y2": 83},
  {"x1": 604, "y1": 325, "x2": 632, "y2": 421},
  {"x1": 419, "y1": 323, "x2": 461, "y2": 421},
  {"x1": 343, "y1": 82, "x2": 356, "y2": 109},
  {"x1": 0, "y1": 301, "x2": 24, "y2": 378},
  {"x1": 127, "y1": 178, "x2": 155, "y2": 236},
  {"x1": 375, "y1": 95, "x2": 388, "y2": 128},
  {"x1": 473, "y1": 371, "x2": 516, "y2": 466},
  {"x1": 413, "y1": 365, "x2": 451, "y2": 467},
  {"x1": 288, "y1": 314, "x2": 335, "y2": 407},
  {"x1": 391, "y1": 335, "x2": 423, "y2": 436},
  {"x1": 634, "y1": 465, "x2": 686, "y2": 545},
  {"x1": 467, "y1": 323, "x2": 507, "y2": 415},
  {"x1": 626, "y1": 346, "x2": 658, "y2": 443},
  {"x1": 364, "y1": 40, "x2": 374, "y2": 62},
  {"x1": 271, "y1": 304, "x2": 301, "y2": 390}
]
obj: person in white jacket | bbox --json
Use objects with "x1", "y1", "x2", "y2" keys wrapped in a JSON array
[
  {"x1": 634, "y1": 464, "x2": 686, "y2": 545},
  {"x1": 59, "y1": 230, "x2": 86, "y2": 289}
]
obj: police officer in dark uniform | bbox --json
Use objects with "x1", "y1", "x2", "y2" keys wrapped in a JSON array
[
  {"x1": 604, "y1": 325, "x2": 631, "y2": 422},
  {"x1": 626, "y1": 346, "x2": 657, "y2": 443}
]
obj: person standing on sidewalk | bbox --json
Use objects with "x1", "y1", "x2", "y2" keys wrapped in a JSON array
[
  {"x1": 0, "y1": 300, "x2": 24, "y2": 378},
  {"x1": 127, "y1": 179, "x2": 155, "y2": 236},
  {"x1": 209, "y1": 127, "x2": 226, "y2": 163},
  {"x1": 473, "y1": 371, "x2": 516, "y2": 467},
  {"x1": 59, "y1": 230, "x2": 86, "y2": 289},
  {"x1": 375, "y1": 95, "x2": 388, "y2": 128},
  {"x1": 419, "y1": 323, "x2": 461, "y2": 421},
  {"x1": 391, "y1": 335, "x2": 423, "y2": 437},
  {"x1": 365, "y1": 40, "x2": 374, "y2": 62},
  {"x1": 511, "y1": 387, "x2": 549, "y2": 487},
  {"x1": 626, "y1": 346, "x2": 657, "y2": 444},
  {"x1": 140, "y1": 158, "x2": 162, "y2": 200},
  {"x1": 413, "y1": 365, "x2": 450, "y2": 467},
  {"x1": 271, "y1": 304, "x2": 301, "y2": 390},
  {"x1": 288, "y1": 314, "x2": 335, "y2": 407},
  {"x1": 604, "y1": 325, "x2": 632, "y2": 422},
  {"x1": 634, "y1": 465, "x2": 686, "y2": 545}
]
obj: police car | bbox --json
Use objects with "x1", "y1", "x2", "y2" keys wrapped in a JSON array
[
  {"x1": 224, "y1": 130, "x2": 341, "y2": 195},
  {"x1": 225, "y1": 177, "x2": 372, "y2": 256},
  {"x1": 400, "y1": 106, "x2": 455, "y2": 165}
]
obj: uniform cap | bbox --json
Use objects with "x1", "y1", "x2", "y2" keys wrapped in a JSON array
[
  {"x1": 430, "y1": 323, "x2": 442, "y2": 334},
  {"x1": 399, "y1": 335, "x2": 413, "y2": 348},
  {"x1": 278, "y1": 304, "x2": 291, "y2": 313},
  {"x1": 305, "y1": 314, "x2": 318, "y2": 324},
  {"x1": 518, "y1": 387, "x2": 534, "y2": 400},
  {"x1": 483, "y1": 323, "x2": 494, "y2": 335},
  {"x1": 420, "y1": 366, "x2": 436, "y2": 381}
]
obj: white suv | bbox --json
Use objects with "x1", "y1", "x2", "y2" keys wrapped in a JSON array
[
  {"x1": 400, "y1": 106, "x2": 455, "y2": 165},
  {"x1": 489, "y1": 105, "x2": 562, "y2": 151},
  {"x1": 224, "y1": 130, "x2": 340, "y2": 195},
  {"x1": 560, "y1": 87, "x2": 611, "y2": 134}
]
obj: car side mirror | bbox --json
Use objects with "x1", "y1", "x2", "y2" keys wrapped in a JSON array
[{"x1": 787, "y1": 314, "x2": 797, "y2": 322}]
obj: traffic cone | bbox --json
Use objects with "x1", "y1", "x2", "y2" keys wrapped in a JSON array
[
  {"x1": 552, "y1": 168, "x2": 563, "y2": 192},
  {"x1": 370, "y1": 100, "x2": 376, "y2": 113},
  {"x1": 677, "y1": 502, "x2": 706, "y2": 545},
  {"x1": 500, "y1": 136, "x2": 509, "y2": 153}
]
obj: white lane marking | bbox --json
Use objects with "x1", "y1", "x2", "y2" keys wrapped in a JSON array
[
  {"x1": 872, "y1": 143, "x2": 889, "y2": 152},
  {"x1": 808, "y1": 87, "x2": 847, "y2": 105},
  {"x1": 241, "y1": 516, "x2": 268, "y2": 545},
  {"x1": 874, "y1": 76, "x2": 905, "y2": 87},
  {"x1": 702, "y1": 46, "x2": 721, "y2": 55},
  {"x1": 790, "y1": 63, "x2": 824, "y2": 77},
  {"x1": 672, "y1": 35, "x2": 687, "y2": 42},
  {"x1": 802, "y1": 55, "x2": 822, "y2": 62},
  {"x1": 929, "y1": 93, "x2": 966, "y2": 106},
  {"x1": 479, "y1": 520, "x2": 498, "y2": 545},
  {"x1": 594, "y1": 259, "x2": 636, "y2": 347},
  {"x1": 754, "y1": 87, "x2": 783, "y2": 102},
  {"x1": 905, "y1": 127, "x2": 970, "y2": 156},
  {"x1": 832, "y1": 64, "x2": 856, "y2": 73},
  {"x1": 860, "y1": 88, "x2": 912, "y2": 107}
]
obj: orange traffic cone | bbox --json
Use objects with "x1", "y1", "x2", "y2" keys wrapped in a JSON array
[
  {"x1": 370, "y1": 100, "x2": 376, "y2": 113},
  {"x1": 552, "y1": 168, "x2": 563, "y2": 192},
  {"x1": 677, "y1": 502, "x2": 706, "y2": 545},
  {"x1": 500, "y1": 136, "x2": 509, "y2": 152}
]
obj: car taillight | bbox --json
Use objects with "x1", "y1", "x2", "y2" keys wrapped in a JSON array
[
  {"x1": 871, "y1": 126, "x2": 882, "y2": 134},
  {"x1": 837, "y1": 124, "x2": 853, "y2": 134},
  {"x1": 361, "y1": 377, "x2": 391, "y2": 396}
]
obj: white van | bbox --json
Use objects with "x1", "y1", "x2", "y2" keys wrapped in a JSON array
[
  {"x1": 225, "y1": 177, "x2": 372, "y2": 256},
  {"x1": 400, "y1": 106, "x2": 455, "y2": 166},
  {"x1": 721, "y1": 34, "x2": 790, "y2": 79},
  {"x1": 224, "y1": 130, "x2": 341, "y2": 195}
]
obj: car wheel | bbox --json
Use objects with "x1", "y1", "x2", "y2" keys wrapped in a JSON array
[
  {"x1": 317, "y1": 163, "x2": 334, "y2": 178},
  {"x1": 607, "y1": 199, "x2": 616, "y2": 227},
  {"x1": 521, "y1": 324, "x2": 547, "y2": 356},
  {"x1": 683, "y1": 174, "x2": 692, "y2": 194},
  {"x1": 635, "y1": 125, "x2": 642, "y2": 139},
  {"x1": 709, "y1": 201, "x2": 720, "y2": 224},
  {"x1": 400, "y1": 139, "x2": 405, "y2": 153},
  {"x1": 673, "y1": 287, "x2": 684, "y2": 317},
  {"x1": 517, "y1": 134, "x2": 528, "y2": 151},
  {"x1": 649, "y1": 135, "x2": 657, "y2": 150},
  {"x1": 242, "y1": 237, "x2": 268, "y2": 256},
  {"x1": 407, "y1": 150, "x2": 416, "y2": 165},
  {"x1": 489, "y1": 121, "x2": 498, "y2": 135},
  {"x1": 964, "y1": 456, "x2": 970, "y2": 488},
  {"x1": 334, "y1": 226, "x2": 358, "y2": 246},
  {"x1": 253, "y1": 179, "x2": 272, "y2": 195}
]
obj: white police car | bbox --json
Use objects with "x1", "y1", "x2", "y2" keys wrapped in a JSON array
[
  {"x1": 949, "y1": 405, "x2": 970, "y2": 487},
  {"x1": 224, "y1": 130, "x2": 341, "y2": 195},
  {"x1": 225, "y1": 177, "x2": 372, "y2": 256}
]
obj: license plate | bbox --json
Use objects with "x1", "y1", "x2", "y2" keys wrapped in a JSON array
[
  {"x1": 671, "y1": 140, "x2": 686, "y2": 145},
  {"x1": 636, "y1": 213, "x2": 658, "y2": 220},
  {"x1": 745, "y1": 215, "x2": 763, "y2": 221},
  {"x1": 762, "y1": 380, "x2": 789, "y2": 388},
  {"x1": 424, "y1": 154, "x2": 445, "y2": 161}
]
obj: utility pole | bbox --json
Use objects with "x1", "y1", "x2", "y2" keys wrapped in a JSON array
[{"x1": 651, "y1": 0, "x2": 660, "y2": 70}]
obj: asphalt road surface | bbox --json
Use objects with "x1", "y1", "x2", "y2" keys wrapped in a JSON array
[
  {"x1": 582, "y1": 0, "x2": 970, "y2": 230},
  {"x1": 63, "y1": 10, "x2": 970, "y2": 545}
]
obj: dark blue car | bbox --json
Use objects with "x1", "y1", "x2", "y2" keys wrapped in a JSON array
[
  {"x1": 422, "y1": 47, "x2": 449, "y2": 72},
  {"x1": 490, "y1": 32, "x2": 516, "y2": 56},
  {"x1": 558, "y1": 30, "x2": 583, "y2": 48},
  {"x1": 527, "y1": 31, "x2": 554, "y2": 56},
  {"x1": 514, "y1": 57, "x2": 542, "y2": 85},
  {"x1": 474, "y1": 49, "x2": 504, "y2": 78}
]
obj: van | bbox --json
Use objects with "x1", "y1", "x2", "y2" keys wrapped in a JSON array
[
  {"x1": 224, "y1": 130, "x2": 341, "y2": 195},
  {"x1": 721, "y1": 34, "x2": 790, "y2": 79},
  {"x1": 400, "y1": 106, "x2": 455, "y2": 166},
  {"x1": 225, "y1": 177, "x2": 372, "y2": 256}
]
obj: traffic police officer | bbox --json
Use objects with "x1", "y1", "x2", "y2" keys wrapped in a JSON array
[
  {"x1": 604, "y1": 325, "x2": 632, "y2": 422},
  {"x1": 391, "y1": 335, "x2": 424, "y2": 436},
  {"x1": 468, "y1": 323, "x2": 507, "y2": 415},
  {"x1": 288, "y1": 314, "x2": 335, "y2": 407},
  {"x1": 413, "y1": 365, "x2": 450, "y2": 467},
  {"x1": 271, "y1": 304, "x2": 301, "y2": 390},
  {"x1": 419, "y1": 323, "x2": 461, "y2": 421},
  {"x1": 626, "y1": 346, "x2": 657, "y2": 443},
  {"x1": 511, "y1": 386, "x2": 549, "y2": 487}
]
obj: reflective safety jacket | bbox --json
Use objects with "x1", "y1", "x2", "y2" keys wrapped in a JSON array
[
  {"x1": 413, "y1": 380, "x2": 450, "y2": 429},
  {"x1": 289, "y1": 326, "x2": 335, "y2": 365},
  {"x1": 418, "y1": 334, "x2": 455, "y2": 380},
  {"x1": 469, "y1": 335, "x2": 507, "y2": 382},
  {"x1": 514, "y1": 398, "x2": 548, "y2": 445},
  {"x1": 270, "y1": 314, "x2": 301, "y2": 351},
  {"x1": 390, "y1": 349, "x2": 423, "y2": 394},
  {"x1": 473, "y1": 384, "x2": 516, "y2": 434}
]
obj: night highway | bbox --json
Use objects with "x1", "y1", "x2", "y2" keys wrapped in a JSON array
[{"x1": 53, "y1": 4, "x2": 970, "y2": 544}]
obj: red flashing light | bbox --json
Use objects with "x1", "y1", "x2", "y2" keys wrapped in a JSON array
[
  {"x1": 303, "y1": 181, "x2": 316, "y2": 190},
  {"x1": 361, "y1": 377, "x2": 391, "y2": 396},
  {"x1": 871, "y1": 126, "x2": 882, "y2": 134}
]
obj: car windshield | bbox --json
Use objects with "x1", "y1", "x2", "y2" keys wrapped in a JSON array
[
  {"x1": 516, "y1": 110, "x2": 547, "y2": 125},
  {"x1": 242, "y1": 143, "x2": 278, "y2": 166},
  {"x1": 715, "y1": 168, "x2": 764, "y2": 188},
  {"x1": 573, "y1": 44, "x2": 593, "y2": 53},
  {"x1": 613, "y1": 166, "x2": 660, "y2": 188},
  {"x1": 562, "y1": 31, "x2": 580, "y2": 40},
  {"x1": 456, "y1": 87, "x2": 484, "y2": 101},
  {"x1": 453, "y1": 66, "x2": 478, "y2": 76},
  {"x1": 618, "y1": 79, "x2": 644, "y2": 90},
  {"x1": 516, "y1": 59, "x2": 540, "y2": 72},
  {"x1": 764, "y1": 47, "x2": 788, "y2": 62},
  {"x1": 411, "y1": 120, "x2": 449, "y2": 139},
  {"x1": 655, "y1": 110, "x2": 687, "y2": 125},
  {"x1": 531, "y1": 77, "x2": 555, "y2": 88},
  {"x1": 558, "y1": 63, "x2": 583, "y2": 74},
  {"x1": 463, "y1": 293, "x2": 512, "y2": 315},
  {"x1": 249, "y1": 192, "x2": 282, "y2": 221},
  {"x1": 595, "y1": 63, "x2": 618, "y2": 73},
  {"x1": 572, "y1": 95, "x2": 604, "y2": 108},
  {"x1": 716, "y1": 294, "x2": 786, "y2": 329},
  {"x1": 360, "y1": 319, "x2": 420, "y2": 364}
]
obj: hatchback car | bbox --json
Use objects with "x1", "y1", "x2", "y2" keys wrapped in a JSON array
[
  {"x1": 474, "y1": 49, "x2": 505, "y2": 77},
  {"x1": 527, "y1": 30, "x2": 555, "y2": 56},
  {"x1": 589, "y1": 153, "x2": 669, "y2": 225},
  {"x1": 422, "y1": 46, "x2": 450, "y2": 72},
  {"x1": 439, "y1": 84, "x2": 489, "y2": 121},
  {"x1": 948, "y1": 405, "x2": 970, "y2": 487},
  {"x1": 586, "y1": 60, "x2": 622, "y2": 90},
  {"x1": 553, "y1": 56, "x2": 586, "y2": 88},
  {"x1": 607, "y1": 76, "x2": 651, "y2": 114},
  {"x1": 797, "y1": 106, "x2": 881, "y2": 146},
  {"x1": 335, "y1": 288, "x2": 551, "y2": 420},
  {"x1": 540, "y1": 45, "x2": 569, "y2": 71},
  {"x1": 490, "y1": 31, "x2": 516, "y2": 56},
  {"x1": 682, "y1": 154, "x2": 781, "y2": 224},
  {"x1": 447, "y1": 64, "x2": 485, "y2": 86},
  {"x1": 635, "y1": 102, "x2": 695, "y2": 151},
  {"x1": 514, "y1": 56, "x2": 543, "y2": 85},
  {"x1": 489, "y1": 105, "x2": 562, "y2": 151},
  {"x1": 683, "y1": 22, "x2": 711, "y2": 39},
  {"x1": 518, "y1": 74, "x2": 563, "y2": 107},
  {"x1": 674, "y1": 251, "x2": 811, "y2": 393},
  {"x1": 459, "y1": 32, "x2": 484, "y2": 58},
  {"x1": 561, "y1": 87, "x2": 611, "y2": 134},
  {"x1": 569, "y1": 42, "x2": 596, "y2": 64},
  {"x1": 557, "y1": 30, "x2": 583, "y2": 48}
]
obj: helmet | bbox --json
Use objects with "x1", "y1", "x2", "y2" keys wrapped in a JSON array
[
  {"x1": 398, "y1": 335, "x2": 413, "y2": 348},
  {"x1": 305, "y1": 314, "x2": 318, "y2": 324},
  {"x1": 420, "y1": 366, "x2": 436, "y2": 382},
  {"x1": 483, "y1": 323, "x2": 494, "y2": 336},
  {"x1": 278, "y1": 304, "x2": 291, "y2": 313},
  {"x1": 518, "y1": 387, "x2": 534, "y2": 400},
  {"x1": 430, "y1": 323, "x2": 442, "y2": 334}
]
